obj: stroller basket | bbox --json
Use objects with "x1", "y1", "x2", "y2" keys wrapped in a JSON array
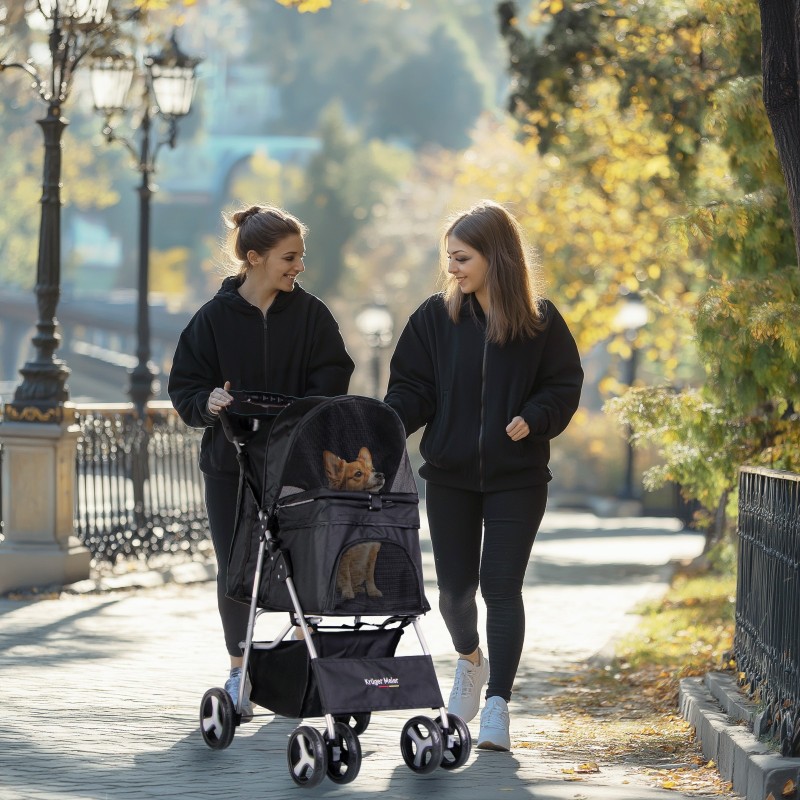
[{"x1": 248, "y1": 627, "x2": 442, "y2": 718}]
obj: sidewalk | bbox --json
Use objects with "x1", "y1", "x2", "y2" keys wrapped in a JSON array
[{"x1": 0, "y1": 510, "x2": 717, "y2": 799}]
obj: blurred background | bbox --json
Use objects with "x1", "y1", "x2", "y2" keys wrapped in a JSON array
[{"x1": 3, "y1": 0, "x2": 768, "y2": 520}]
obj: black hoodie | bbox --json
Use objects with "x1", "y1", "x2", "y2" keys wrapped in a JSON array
[
  {"x1": 384, "y1": 293, "x2": 583, "y2": 492},
  {"x1": 168, "y1": 276, "x2": 354, "y2": 477}
]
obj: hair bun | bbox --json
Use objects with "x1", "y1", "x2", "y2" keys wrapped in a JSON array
[{"x1": 232, "y1": 206, "x2": 261, "y2": 227}]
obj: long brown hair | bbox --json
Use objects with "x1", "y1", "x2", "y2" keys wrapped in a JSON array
[
  {"x1": 441, "y1": 200, "x2": 545, "y2": 344},
  {"x1": 223, "y1": 204, "x2": 308, "y2": 279}
]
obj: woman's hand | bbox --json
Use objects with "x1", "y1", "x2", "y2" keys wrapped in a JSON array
[
  {"x1": 207, "y1": 381, "x2": 232, "y2": 416},
  {"x1": 506, "y1": 415, "x2": 530, "y2": 441}
]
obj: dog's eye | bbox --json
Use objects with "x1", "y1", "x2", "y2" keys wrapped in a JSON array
[{"x1": 354, "y1": 471, "x2": 363, "y2": 478}]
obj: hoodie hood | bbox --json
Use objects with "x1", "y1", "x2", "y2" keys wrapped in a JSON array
[{"x1": 215, "y1": 274, "x2": 303, "y2": 315}]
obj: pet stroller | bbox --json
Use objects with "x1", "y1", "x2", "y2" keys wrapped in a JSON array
[{"x1": 198, "y1": 391, "x2": 472, "y2": 787}]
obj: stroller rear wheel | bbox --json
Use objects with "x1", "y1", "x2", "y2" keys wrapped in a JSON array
[
  {"x1": 199, "y1": 688, "x2": 236, "y2": 750},
  {"x1": 334, "y1": 712, "x2": 371, "y2": 735},
  {"x1": 324, "y1": 721, "x2": 362, "y2": 784},
  {"x1": 287, "y1": 725, "x2": 328, "y2": 788},
  {"x1": 400, "y1": 715, "x2": 444, "y2": 775},
  {"x1": 436, "y1": 713, "x2": 472, "y2": 769}
]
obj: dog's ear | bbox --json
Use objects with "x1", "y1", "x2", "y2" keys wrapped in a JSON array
[
  {"x1": 357, "y1": 447, "x2": 373, "y2": 467},
  {"x1": 323, "y1": 450, "x2": 345, "y2": 488}
]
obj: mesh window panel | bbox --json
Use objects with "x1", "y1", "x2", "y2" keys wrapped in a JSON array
[
  {"x1": 333, "y1": 541, "x2": 422, "y2": 614},
  {"x1": 265, "y1": 397, "x2": 418, "y2": 502}
]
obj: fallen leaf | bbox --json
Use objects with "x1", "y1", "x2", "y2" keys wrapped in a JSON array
[{"x1": 576, "y1": 762, "x2": 600, "y2": 773}]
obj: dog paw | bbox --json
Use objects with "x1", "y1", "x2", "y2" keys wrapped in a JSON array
[{"x1": 367, "y1": 586, "x2": 383, "y2": 598}]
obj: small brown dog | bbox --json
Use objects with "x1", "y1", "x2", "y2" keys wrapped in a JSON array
[{"x1": 324, "y1": 447, "x2": 385, "y2": 600}]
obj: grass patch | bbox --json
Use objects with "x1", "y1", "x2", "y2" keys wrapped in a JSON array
[{"x1": 527, "y1": 545, "x2": 741, "y2": 796}]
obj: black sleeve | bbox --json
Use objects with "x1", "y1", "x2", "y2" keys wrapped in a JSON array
[
  {"x1": 304, "y1": 303, "x2": 355, "y2": 397},
  {"x1": 383, "y1": 308, "x2": 437, "y2": 436},
  {"x1": 520, "y1": 303, "x2": 584, "y2": 440},
  {"x1": 167, "y1": 311, "x2": 220, "y2": 429}
]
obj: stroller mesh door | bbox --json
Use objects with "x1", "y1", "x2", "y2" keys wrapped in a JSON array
[{"x1": 242, "y1": 493, "x2": 428, "y2": 615}]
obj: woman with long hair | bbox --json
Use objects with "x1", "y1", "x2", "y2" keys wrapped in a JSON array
[{"x1": 384, "y1": 199, "x2": 583, "y2": 750}]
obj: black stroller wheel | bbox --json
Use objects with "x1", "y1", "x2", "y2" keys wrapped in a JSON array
[
  {"x1": 436, "y1": 713, "x2": 472, "y2": 769},
  {"x1": 334, "y1": 712, "x2": 371, "y2": 735},
  {"x1": 199, "y1": 688, "x2": 236, "y2": 750},
  {"x1": 324, "y1": 721, "x2": 362, "y2": 784},
  {"x1": 400, "y1": 715, "x2": 444, "y2": 774},
  {"x1": 287, "y1": 725, "x2": 328, "y2": 788}
]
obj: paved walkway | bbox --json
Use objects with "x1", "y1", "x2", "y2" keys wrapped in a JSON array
[{"x1": 0, "y1": 511, "x2": 715, "y2": 799}]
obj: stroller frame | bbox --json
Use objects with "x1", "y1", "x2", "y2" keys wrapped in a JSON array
[{"x1": 198, "y1": 392, "x2": 472, "y2": 787}]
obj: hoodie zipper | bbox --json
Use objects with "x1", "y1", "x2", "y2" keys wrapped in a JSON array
[
  {"x1": 478, "y1": 338, "x2": 487, "y2": 491},
  {"x1": 263, "y1": 309, "x2": 273, "y2": 382}
]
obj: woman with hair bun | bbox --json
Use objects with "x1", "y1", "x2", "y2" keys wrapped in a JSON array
[{"x1": 169, "y1": 203, "x2": 354, "y2": 719}]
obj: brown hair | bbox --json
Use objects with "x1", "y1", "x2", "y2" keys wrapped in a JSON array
[
  {"x1": 223, "y1": 204, "x2": 308, "y2": 279},
  {"x1": 441, "y1": 199, "x2": 545, "y2": 344}
]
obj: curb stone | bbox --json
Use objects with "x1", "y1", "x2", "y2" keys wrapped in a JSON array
[{"x1": 679, "y1": 674, "x2": 800, "y2": 799}]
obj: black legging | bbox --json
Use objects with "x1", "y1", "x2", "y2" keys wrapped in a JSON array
[
  {"x1": 204, "y1": 474, "x2": 250, "y2": 657},
  {"x1": 425, "y1": 482, "x2": 548, "y2": 702}
]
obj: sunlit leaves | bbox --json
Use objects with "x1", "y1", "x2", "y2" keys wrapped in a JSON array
[{"x1": 273, "y1": 0, "x2": 333, "y2": 11}]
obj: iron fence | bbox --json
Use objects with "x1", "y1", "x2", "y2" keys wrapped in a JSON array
[
  {"x1": 735, "y1": 466, "x2": 800, "y2": 757},
  {"x1": 0, "y1": 403, "x2": 208, "y2": 563},
  {"x1": 74, "y1": 402, "x2": 208, "y2": 562}
]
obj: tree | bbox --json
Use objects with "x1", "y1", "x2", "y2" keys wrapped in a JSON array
[
  {"x1": 293, "y1": 103, "x2": 411, "y2": 298},
  {"x1": 497, "y1": 0, "x2": 800, "y2": 540},
  {"x1": 758, "y1": 0, "x2": 800, "y2": 267}
]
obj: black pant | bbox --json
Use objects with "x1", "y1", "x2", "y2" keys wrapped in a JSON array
[
  {"x1": 204, "y1": 474, "x2": 249, "y2": 657},
  {"x1": 425, "y1": 482, "x2": 548, "y2": 702}
]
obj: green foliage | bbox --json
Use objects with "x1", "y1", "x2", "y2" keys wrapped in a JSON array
[
  {"x1": 291, "y1": 104, "x2": 412, "y2": 298},
  {"x1": 503, "y1": 0, "x2": 798, "y2": 529},
  {"x1": 239, "y1": 0, "x2": 500, "y2": 148}
]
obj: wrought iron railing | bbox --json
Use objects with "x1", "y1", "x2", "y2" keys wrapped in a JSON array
[
  {"x1": 0, "y1": 403, "x2": 208, "y2": 563},
  {"x1": 74, "y1": 402, "x2": 208, "y2": 563},
  {"x1": 735, "y1": 466, "x2": 800, "y2": 757}
]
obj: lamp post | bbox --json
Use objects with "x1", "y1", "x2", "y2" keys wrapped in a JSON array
[
  {"x1": 89, "y1": 31, "x2": 199, "y2": 417},
  {"x1": 355, "y1": 302, "x2": 394, "y2": 399},
  {"x1": 0, "y1": 0, "x2": 112, "y2": 422},
  {"x1": 0, "y1": 1, "x2": 111, "y2": 593},
  {"x1": 614, "y1": 293, "x2": 649, "y2": 501}
]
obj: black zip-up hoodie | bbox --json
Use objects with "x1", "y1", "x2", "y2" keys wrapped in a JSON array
[
  {"x1": 168, "y1": 276, "x2": 354, "y2": 478},
  {"x1": 384, "y1": 293, "x2": 583, "y2": 492}
]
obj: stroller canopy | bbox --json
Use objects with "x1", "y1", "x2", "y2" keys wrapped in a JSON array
[{"x1": 253, "y1": 395, "x2": 418, "y2": 507}]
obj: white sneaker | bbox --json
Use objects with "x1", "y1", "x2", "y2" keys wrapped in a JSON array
[
  {"x1": 477, "y1": 696, "x2": 511, "y2": 751},
  {"x1": 224, "y1": 667, "x2": 253, "y2": 722},
  {"x1": 447, "y1": 649, "x2": 489, "y2": 723}
]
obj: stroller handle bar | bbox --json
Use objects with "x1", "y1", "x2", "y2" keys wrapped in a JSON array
[{"x1": 217, "y1": 390, "x2": 297, "y2": 444}]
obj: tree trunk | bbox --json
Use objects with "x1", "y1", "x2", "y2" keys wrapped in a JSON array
[{"x1": 758, "y1": 0, "x2": 800, "y2": 267}]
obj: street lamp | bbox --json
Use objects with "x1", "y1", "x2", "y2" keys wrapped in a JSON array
[
  {"x1": 613, "y1": 292, "x2": 649, "y2": 501},
  {"x1": 89, "y1": 31, "x2": 200, "y2": 417},
  {"x1": 0, "y1": 0, "x2": 112, "y2": 422},
  {"x1": 355, "y1": 302, "x2": 394, "y2": 399}
]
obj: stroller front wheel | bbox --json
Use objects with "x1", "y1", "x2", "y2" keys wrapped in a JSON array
[
  {"x1": 287, "y1": 725, "x2": 328, "y2": 788},
  {"x1": 436, "y1": 713, "x2": 472, "y2": 769},
  {"x1": 324, "y1": 721, "x2": 362, "y2": 784},
  {"x1": 400, "y1": 715, "x2": 444, "y2": 775},
  {"x1": 199, "y1": 688, "x2": 236, "y2": 750}
]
